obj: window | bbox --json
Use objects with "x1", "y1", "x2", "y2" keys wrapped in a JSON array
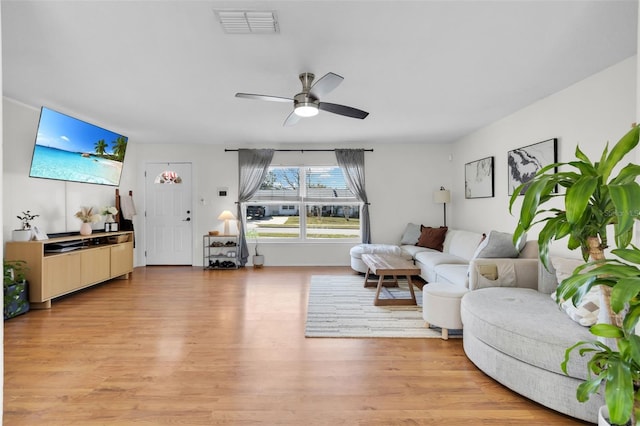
[{"x1": 244, "y1": 166, "x2": 361, "y2": 241}]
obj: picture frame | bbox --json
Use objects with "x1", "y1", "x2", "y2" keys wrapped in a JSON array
[
  {"x1": 105, "y1": 222, "x2": 119, "y2": 232},
  {"x1": 465, "y1": 156, "x2": 494, "y2": 199},
  {"x1": 32, "y1": 225, "x2": 49, "y2": 241},
  {"x1": 508, "y1": 138, "x2": 558, "y2": 196}
]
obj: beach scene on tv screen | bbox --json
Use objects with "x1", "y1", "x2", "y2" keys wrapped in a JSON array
[{"x1": 30, "y1": 108, "x2": 127, "y2": 186}]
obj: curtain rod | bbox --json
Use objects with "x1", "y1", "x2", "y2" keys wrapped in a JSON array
[{"x1": 224, "y1": 148, "x2": 374, "y2": 152}]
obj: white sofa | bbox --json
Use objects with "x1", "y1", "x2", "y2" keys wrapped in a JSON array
[
  {"x1": 351, "y1": 227, "x2": 537, "y2": 287},
  {"x1": 401, "y1": 229, "x2": 485, "y2": 285},
  {"x1": 461, "y1": 257, "x2": 604, "y2": 423}
]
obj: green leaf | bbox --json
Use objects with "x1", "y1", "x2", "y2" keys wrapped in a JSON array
[
  {"x1": 517, "y1": 177, "x2": 548, "y2": 229},
  {"x1": 600, "y1": 126, "x2": 640, "y2": 182},
  {"x1": 565, "y1": 176, "x2": 598, "y2": 224},
  {"x1": 605, "y1": 359, "x2": 634, "y2": 426},
  {"x1": 611, "y1": 277, "x2": 640, "y2": 313},
  {"x1": 628, "y1": 334, "x2": 640, "y2": 366},
  {"x1": 575, "y1": 145, "x2": 595, "y2": 166},
  {"x1": 610, "y1": 163, "x2": 640, "y2": 185},
  {"x1": 591, "y1": 323, "x2": 624, "y2": 338},
  {"x1": 609, "y1": 182, "x2": 640, "y2": 238},
  {"x1": 577, "y1": 376, "x2": 604, "y2": 402},
  {"x1": 612, "y1": 247, "x2": 640, "y2": 264}
]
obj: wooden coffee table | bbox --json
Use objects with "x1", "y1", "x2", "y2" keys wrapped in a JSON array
[{"x1": 361, "y1": 253, "x2": 420, "y2": 306}]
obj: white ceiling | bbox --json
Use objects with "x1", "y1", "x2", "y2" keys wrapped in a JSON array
[{"x1": 2, "y1": 1, "x2": 637, "y2": 147}]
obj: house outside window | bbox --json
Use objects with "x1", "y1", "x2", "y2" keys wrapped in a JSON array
[{"x1": 244, "y1": 166, "x2": 361, "y2": 241}]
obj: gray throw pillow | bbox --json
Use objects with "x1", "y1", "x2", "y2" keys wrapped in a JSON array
[
  {"x1": 400, "y1": 223, "x2": 421, "y2": 245},
  {"x1": 473, "y1": 230, "x2": 523, "y2": 258}
]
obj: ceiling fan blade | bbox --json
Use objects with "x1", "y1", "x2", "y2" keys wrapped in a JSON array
[
  {"x1": 235, "y1": 93, "x2": 292, "y2": 103},
  {"x1": 309, "y1": 72, "x2": 343, "y2": 98},
  {"x1": 318, "y1": 102, "x2": 369, "y2": 119},
  {"x1": 283, "y1": 111, "x2": 302, "y2": 127}
]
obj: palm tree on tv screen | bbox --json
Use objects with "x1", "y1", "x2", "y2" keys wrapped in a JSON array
[
  {"x1": 94, "y1": 139, "x2": 107, "y2": 156},
  {"x1": 112, "y1": 136, "x2": 127, "y2": 162}
]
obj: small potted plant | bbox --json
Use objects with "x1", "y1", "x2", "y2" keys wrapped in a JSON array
[
  {"x1": 13, "y1": 210, "x2": 39, "y2": 241},
  {"x1": 246, "y1": 229, "x2": 264, "y2": 268},
  {"x1": 4, "y1": 259, "x2": 29, "y2": 319},
  {"x1": 101, "y1": 206, "x2": 118, "y2": 223}
]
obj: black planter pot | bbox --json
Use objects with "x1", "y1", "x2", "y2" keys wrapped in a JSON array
[{"x1": 4, "y1": 280, "x2": 29, "y2": 319}]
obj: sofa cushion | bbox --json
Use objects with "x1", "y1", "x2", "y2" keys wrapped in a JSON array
[
  {"x1": 399, "y1": 223, "x2": 422, "y2": 245},
  {"x1": 349, "y1": 244, "x2": 411, "y2": 260},
  {"x1": 417, "y1": 226, "x2": 448, "y2": 251},
  {"x1": 414, "y1": 251, "x2": 468, "y2": 270},
  {"x1": 400, "y1": 244, "x2": 431, "y2": 258},
  {"x1": 461, "y1": 287, "x2": 593, "y2": 380},
  {"x1": 472, "y1": 230, "x2": 523, "y2": 259},
  {"x1": 442, "y1": 229, "x2": 485, "y2": 261},
  {"x1": 434, "y1": 264, "x2": 470, "y2": 286}
]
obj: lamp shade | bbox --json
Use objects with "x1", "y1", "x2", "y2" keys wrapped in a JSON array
[
  {"x1": 433, "y1": 188, "x2": 451, "y2": 204},
  {"x1": 217, "y1": 210, "x2": 236, "y2": 221}
]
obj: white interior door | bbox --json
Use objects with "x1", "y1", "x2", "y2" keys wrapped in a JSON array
[{"x1": 145, "y1": 162, "x2": 193, "y2": 265}]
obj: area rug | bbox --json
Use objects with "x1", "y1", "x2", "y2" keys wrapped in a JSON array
[{"x1": 305, "y1": 275, "x2": 462, "y2": 338}]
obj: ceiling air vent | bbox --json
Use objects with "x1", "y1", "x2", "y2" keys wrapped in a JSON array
[{"x1": 215, "y1": 10, "x2": 279, "y2": 34}]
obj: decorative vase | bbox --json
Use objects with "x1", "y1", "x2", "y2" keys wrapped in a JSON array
[
  {"x1": 80, "y1": 222, "x2": 93, "y2": 236},
  {"x1": 12, "y1": 229, "x2": 32, "y2": 242},
  {"x1": 105, "y1": 214, "x2": 114, "y2": 223}
]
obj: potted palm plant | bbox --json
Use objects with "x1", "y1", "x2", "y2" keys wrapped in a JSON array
[
  {"x1": 4, "y1": 259, "x2": 30, "y2": 319},
  {"x1": 510, "y1": 124, "x2": 640, "y2": 426}
]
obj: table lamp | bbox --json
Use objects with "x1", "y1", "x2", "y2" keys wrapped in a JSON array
[{"x1": 218, "y1": 210, "x2": 236, "y2": 235}]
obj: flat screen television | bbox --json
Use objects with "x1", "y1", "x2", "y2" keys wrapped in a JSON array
[{"x1": 29, "y1": 107, "x2": 128, "y2": 186}]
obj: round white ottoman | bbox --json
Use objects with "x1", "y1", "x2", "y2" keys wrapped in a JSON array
[
  {"x1": 349, "y1": 244, "x2": 411, "y2": 273},
  {"x1": 422, "y1": 282, "x2": 469, "y2": 340}
]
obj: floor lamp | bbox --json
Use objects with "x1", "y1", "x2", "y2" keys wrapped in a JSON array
[
  {"x1": 433, "y1": 186, "x2": 451, "y2": 227},
  {"x1": 218, "y1": 210, "x2": 236, "y2": 235}
]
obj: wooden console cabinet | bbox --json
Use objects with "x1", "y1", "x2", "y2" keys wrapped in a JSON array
[{"x1": 5, "y1": 231, "x2": 134, "y2": 309}]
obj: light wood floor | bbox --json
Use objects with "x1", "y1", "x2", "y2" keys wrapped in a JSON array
[{"x1": 4, "y1": 266, "x2": 590, "y2": 425}]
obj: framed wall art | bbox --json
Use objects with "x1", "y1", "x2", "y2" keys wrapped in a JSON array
[
  {"x1": 508, "y1": 138, "x2": 558, "y2": 196},
  {"x1": 465, "y1": 156, "x2": 494, "y2": 199}
]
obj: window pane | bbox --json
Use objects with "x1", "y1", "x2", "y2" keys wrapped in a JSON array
[
  {"x1": 244, "y1": 203, "x2": 300, "y2": 239},
  {"x1": 252, "y1": 167, "x2": 300, "y2": 201},
  {"x1": 305, "y1": 167, "x2": 356, "y2": 202},
  {"x1": 305, "y1": 204, "x2": 360, "y2": 239}
]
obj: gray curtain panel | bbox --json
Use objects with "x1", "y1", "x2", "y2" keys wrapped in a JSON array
[
  {"x1": 237, "y1": 149, "x2": 274, "y2": 265},
  {"x1": 335, "y1": 149, "x2": 371, "y2": 244}
]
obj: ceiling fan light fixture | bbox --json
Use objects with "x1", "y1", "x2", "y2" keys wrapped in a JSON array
[{"x1": 294, "y1": 103, "x2": 319, "y2": 117}]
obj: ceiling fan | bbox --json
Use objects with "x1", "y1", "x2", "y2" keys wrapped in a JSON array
[{"x1": 235, "y1": 72, "x2": 369, "y2": 126}]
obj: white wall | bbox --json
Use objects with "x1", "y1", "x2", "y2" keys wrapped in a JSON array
[
  {"x1": 4, "y1": 56, "x2": 635, "y2": 267},
  {"x1": 450, "y1": 56, "x2": 637, "y2": 255},
  {"x1": 131, "y1": 141, "x2": 452, "y2": 266},
  {"x1": 2, "y1": 100, "x2": 452, "y2": 267},
  {"x1": 2, "y1": 100, "x2": 138, "y2": 249}
]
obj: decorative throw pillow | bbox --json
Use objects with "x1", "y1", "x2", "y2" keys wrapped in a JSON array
[
  {"x1": 416, "y1": 226, "x2": 448, "y2": 251},
  {"x1": 472, "y1": 230, "x2": 523, "y2": 258},
  {"x1": 400, "y1": 223, "x2": 422, "y2": 245},
  {"x1": 551, "y1": 256, "x2": 585, "y2": 285},
  {"x1": 550, "y1": 256, "x2": 599, "y2": 327},
  {"x1": 552, "y1": 288, "x2": 600, "y2": 327}
]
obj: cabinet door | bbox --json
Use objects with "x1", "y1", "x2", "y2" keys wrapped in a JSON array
[
  {"x1": 43, "y1": 253, "x2": 82, "y2": 299},
  {"x1": 81, "y1": 247, "x2": 111, "y2": 285},
  {"x1": 111, "y1": 242, "x2": 134, "y2": 277}
]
